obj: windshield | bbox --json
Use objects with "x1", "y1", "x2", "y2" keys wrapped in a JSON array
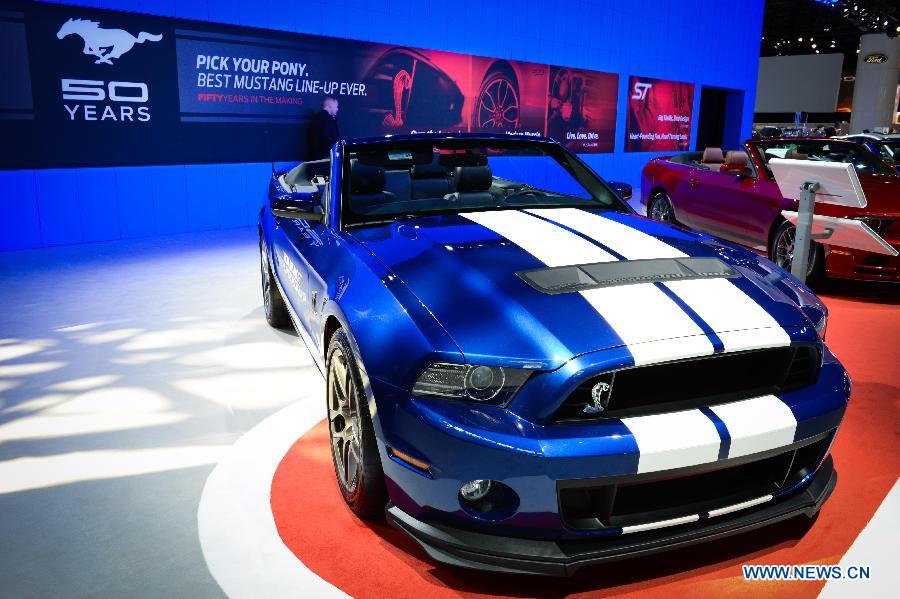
[
  {"x1": 872, "y1": 141, "x2": 900, "y2": 163},
  {"x1": 341, "y1": 139, "x2": 625, "y2": 226},
  {"x1": 755, "y1": 140, "x2": 893, "y2": 176}
]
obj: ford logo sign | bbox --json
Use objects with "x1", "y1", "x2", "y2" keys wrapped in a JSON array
[{"x1": 864, "y1": 53, "x2": 887, "y2": 64}]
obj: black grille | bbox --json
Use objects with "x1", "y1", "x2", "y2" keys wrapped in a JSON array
[
  {"x1": 552, "y1": 345, "x2": 820, "y2": 423},
  {"x1": 558, "y1": 434, "x2": 831, "y2": 530}
]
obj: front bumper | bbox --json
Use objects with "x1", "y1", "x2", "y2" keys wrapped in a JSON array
[
  {"x1": 825, "y1": 245, "x2": 900, "y2": 281},
  {"x1": 387, "y1": 456, "x2": 837, "y2": 576}
]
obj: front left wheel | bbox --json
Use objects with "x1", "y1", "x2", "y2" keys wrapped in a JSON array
[
  {"x1": 647, "y1": 191, "x2": 677, "y2": 224},
  {"x1": 326, "y1": 328, "x2": 387, "y2": 518},
  {"x1": 769, "y1": 220, "x2": 824, "y2": 283}
]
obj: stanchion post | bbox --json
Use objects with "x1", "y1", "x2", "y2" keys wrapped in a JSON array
[{"x1": 791, "y1": 180, "x2": 819, "y2": 283}]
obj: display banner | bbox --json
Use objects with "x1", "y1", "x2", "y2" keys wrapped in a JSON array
[
  {"x1": 0, "y1": 0, "x2": 619, "y2": 169},
  {"x1": 625, "y1": 76, "x2": 695, "y2": 152}
]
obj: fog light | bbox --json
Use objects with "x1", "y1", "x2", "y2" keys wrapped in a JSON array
[{"x1": 460, "y1": 479, "x2": 493, "y2": 502}]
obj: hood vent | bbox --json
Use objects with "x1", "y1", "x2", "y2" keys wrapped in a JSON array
[{"x1": 518, "y1": 258, "x2": 738, "y2": 294}]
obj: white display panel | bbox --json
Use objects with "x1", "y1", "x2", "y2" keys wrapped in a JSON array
[
  {"x1": 781, "y1": 211, "x2": 898, "y2": 256},
  {"x1": 769, "y1": 159, "x2": 866, "y2": 208}
]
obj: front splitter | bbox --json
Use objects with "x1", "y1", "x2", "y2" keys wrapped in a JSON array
[{"x1": 387, "y1": 456, "x2": 837, "y2": 577}]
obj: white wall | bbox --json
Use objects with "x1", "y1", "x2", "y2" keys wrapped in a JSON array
[{"x1": 755, "y1": 54, "x2": 843, "y2": 113}]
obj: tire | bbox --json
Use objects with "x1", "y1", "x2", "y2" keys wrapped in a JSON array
[
  {"x1": 769, "y1": 220, "x2": 824, "y2": 284},
  {"x1": 326, "y1": 328, "x2": 387, "y2": 518},
  {"x1": 473, "y1": 66, "x2": 520, "y2": 130},
  {"x1": 260, "y1": 239, "x2": 291, "y2": 329},
  {"x1": 647, "y1": 191, "x2": 677, "y2": 224}
]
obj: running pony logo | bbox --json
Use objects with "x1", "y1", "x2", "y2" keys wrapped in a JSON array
[{"x1": 56, "y1": 18, "x2": 162, "y2": 65}]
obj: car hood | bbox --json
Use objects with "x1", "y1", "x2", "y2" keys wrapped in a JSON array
[{"x1": 350, "y1": 208, "x2": 811, "y2": 369}]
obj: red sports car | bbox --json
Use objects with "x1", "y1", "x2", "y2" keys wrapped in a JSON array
[{"x1": 641, "y1": 138, "x2": 900, "y2": 282}]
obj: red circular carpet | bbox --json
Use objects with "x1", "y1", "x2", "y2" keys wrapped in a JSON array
[{"x1": 270, "y1": 282, "x2": 899, "y2": 598}]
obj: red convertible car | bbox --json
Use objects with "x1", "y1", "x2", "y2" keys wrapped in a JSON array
[{"x1": 641, "y1": 138, "x2": 900, "y2": 282}]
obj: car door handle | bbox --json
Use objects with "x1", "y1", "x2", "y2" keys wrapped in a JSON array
[{"x1": 689, "y1": 178, "x2": 700, "y2": 187}]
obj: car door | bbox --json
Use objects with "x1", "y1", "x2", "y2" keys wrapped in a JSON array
[
  {"x1": 275, "y1": 174, "x2": 340, "y2": 357},
  {"x1": 293, "y1": 217, "x2": 334, "y2": 356},
  {"x1": 271, "y1": 216, "x2": 311, "y2": 326},
  {"x1": 678, "y1": 166, "x2": 754, "y2": 243},
  {"x1": 682, "y1": 159, "x2": 778, "y2": 246}
]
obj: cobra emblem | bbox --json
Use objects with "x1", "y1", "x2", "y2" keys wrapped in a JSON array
[{"x1": 583, "y1": 381, "x2": 612, "y2": 415}]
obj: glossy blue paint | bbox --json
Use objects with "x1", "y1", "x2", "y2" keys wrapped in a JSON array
[{"x1": 260, "y1": 135, "x2": 849, "y2": 542}]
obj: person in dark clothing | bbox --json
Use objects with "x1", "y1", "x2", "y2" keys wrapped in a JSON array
[{"x1": 308, "y1": 95, "x2": 340, "y2": 160}]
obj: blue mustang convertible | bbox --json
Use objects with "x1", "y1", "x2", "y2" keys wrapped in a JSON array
[{"x1": 258, "y1": 134, "x2": 848, "y2": 576}]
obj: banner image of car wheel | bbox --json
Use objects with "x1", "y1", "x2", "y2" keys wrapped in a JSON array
[
  {"x1": 546, "y1": 67, "x2": 618, "y2": 152},
  {"x1": 625, "y1": 76, "x2": 695, "y2": 152}
]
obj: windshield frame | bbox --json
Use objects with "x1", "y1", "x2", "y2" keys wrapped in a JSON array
[{"x1": 338, "y1": 137, "x2": 632, "y2": 229}]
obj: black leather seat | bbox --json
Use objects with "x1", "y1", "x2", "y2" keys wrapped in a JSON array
[
  {"x1": 445, "y1": 165, "x2": 495, "y2": 206},
  {"x1": 350, "y1": 160, "x2": 394, "y2": 211},
  {"x1": 410, "y1": 163, "x2": 452, "y2": 200}
]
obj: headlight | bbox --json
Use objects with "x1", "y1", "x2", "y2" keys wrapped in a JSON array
[
  {"x1": 814, "y1": 312, "x2": 827, "y2": 339},
  {"x1": 853, "y1": 216, "x2": 896, "y2": 235},
  {"x1": 412, "y1": 362, "x2": 531, "y2": 405}
]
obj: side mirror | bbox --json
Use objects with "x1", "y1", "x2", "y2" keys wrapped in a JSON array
[
  {"x1": 608, "y1": 181, "x2": 633, "y2": 201},
  {"x1": 270, "y1": 191, "x2": 322, "y2": 221},
  {"x1": 721, "y1": 163, "x2": 753, "y2": 177}
]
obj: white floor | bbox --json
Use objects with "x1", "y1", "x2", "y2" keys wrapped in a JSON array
[{"x1": 0, "y1": 227, "x2": 319, "y2": 598}]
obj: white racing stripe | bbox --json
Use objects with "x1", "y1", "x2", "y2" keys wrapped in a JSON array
[
  {"x1": 620, "y1": 409, "x2": 722, "y2": 474},
  {"x1": 706, "y1": 494, "x2": 772, "y2": 518},
  {"x1": 620, "y1": 495, "x2": 774, "y2": 534},
  {"x1": 463, "y1": 210, "x2": 714, "y2": 366},
  {"x1": 621, "y1": 514, "x2": 700, "y2": 534},
  {"x1": 710, "y1": 394, "x2": 798, "y2": 459},
  {"x1": 527, "y1": 208, "x2": 791, "y2": 352},
  {"x1": 463, "y1": 209, "x2": 616, "y2": 266},
  {"x1": 579, "y1": 286, "x2": 713, "y2": 365},
  {"x1": 526, "y1": 208, "x2": 683, "y2": 260},
  {"x1": 665, "y1": 278, "x2": 792, "y2": 351}
]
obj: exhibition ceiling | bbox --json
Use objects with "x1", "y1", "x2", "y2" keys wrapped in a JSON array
[{"x1": 762, "y1": 0, "x2": 899, "y2": 68}]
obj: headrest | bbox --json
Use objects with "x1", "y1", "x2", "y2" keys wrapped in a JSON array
[
  {"x1": 702, "y1": 147, "x2": 724, "y2": 163},
  {"x1": 453, "y1": 166, "x2": 492, "y2": 192},
  {"x1": 724, "y1": 151, "x2": 749, "y2": 167},
  {"x1": 410, "y1": 163, "x2": 447, "y2": 180},
  {"x1": 351, "y1": 162, "x2": 385, "y2": 194},
  {"x1": 785, "y1": 150, "x2": 808, "y2": 160},
  {"x1": 439, "y1": 152, "x2": 488, "y2": 168}
]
